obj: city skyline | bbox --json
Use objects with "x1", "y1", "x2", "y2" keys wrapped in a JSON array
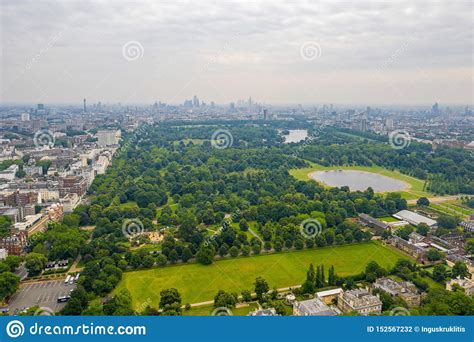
[{"x1": 1, "y1": 1, "x2": 473, "y2": 105}]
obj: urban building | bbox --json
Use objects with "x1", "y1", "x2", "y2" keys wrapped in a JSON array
[
  {"x1": 446, "y1": 277, "x2": 474, "y2": 296},
  {"x1": 96, "y1": 130, "x2": 121, "y2": 147},
  {"x1": 248, "y1": 308, "x2": 278, "y2": 316},
  {"x1": 0, "y1": 232, "x2": 27, "y2": 255},
  {"x1": 337, "y1": 289, "x2": 382, "y2": 315},
  {"x1": 293, "y1": 298, "x2": 338, "y2": 316},
  {"x1": 316, "y1": 288, "x2": 343, "y2": 305},
  {"x1": 388, "y1": 235, "x2": 427, "y2": 261},
  {"x1": 393, "y1": 210, "x2": 437, "y2": 228},
  {"x1": 460, "y1": 220, "x2": 474, "y2": 233},
  {"x1": 0, "y1": 164, "x2": 18, "y2": 180},
  {"x1": 59, "y1": 176, "x2": 87, "y2": 197},
  {"x1": 373, "y1": 277, "x2": 421, "y2": 308},
  {"x1": 358, "y1": 213, "x2": 390, "y2": 235}
]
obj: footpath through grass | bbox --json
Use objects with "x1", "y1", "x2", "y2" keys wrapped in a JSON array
[{"x1": 116, "y1": 241, "x2": 410, "y2": 309}]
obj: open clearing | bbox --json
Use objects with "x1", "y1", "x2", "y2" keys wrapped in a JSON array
[{"x1": 115, "y1": 241, "x2": 410, "y2": 309}]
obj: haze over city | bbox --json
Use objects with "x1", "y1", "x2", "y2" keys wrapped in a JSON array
[
  {"x1": 0, "y1": 1, "x2": 474, "y2": 338},
  {"x1": 1, "y1": 0, "x2": 473, "y2": 105}
]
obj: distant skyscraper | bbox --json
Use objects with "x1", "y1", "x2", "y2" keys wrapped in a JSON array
[
  {"x1": 229, "y1": 102, "x2": 235, "y2": 112},
  {"x1": 21, "y1": 112, "x2": 30, "y2": 121},
  {"x1": 83, "y1": 98, "x2": 87, "y2": 112},
  {"x1": 193, "y1": 95, "x2": 200, "y2": 107},
  {"x1": 263, "y1": 109, "x2": 268, "y2": 120},
  {"x1": 432, "y1": 102, "x2": 439, "y2": 115},
  {"x1": 359, "y1": 117, "x2": 367, "y2": 132},
  {"x1": 36, "y1": 103, "x2": 45, "y2": 115},
  {"x1": 385, "y1": 118, "x2": 394, "y2": 130}
]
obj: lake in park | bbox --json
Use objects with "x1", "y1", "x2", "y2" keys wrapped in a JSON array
[
  {"x1": 282, "y1": 129, "x2": 308, "y2": 143},
  {"x1": 309, "y1": 170, "x2": 409, "y2": 192}
]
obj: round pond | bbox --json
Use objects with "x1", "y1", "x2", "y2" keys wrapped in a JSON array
[{"x1": 309, "y1": 170, "x2": 409, "y2": 192}]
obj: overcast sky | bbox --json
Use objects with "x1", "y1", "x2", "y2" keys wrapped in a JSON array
[{"x1": 0, "y1": 0, "x2": 472, "y2": 106}]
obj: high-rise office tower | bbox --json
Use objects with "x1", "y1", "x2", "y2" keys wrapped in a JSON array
[
  {"x1": 83, "y1": 98, "x2": 87, "y2": 112},
  {"x1": 193, "y1": 95, "x2": 200, "y2": 107}
]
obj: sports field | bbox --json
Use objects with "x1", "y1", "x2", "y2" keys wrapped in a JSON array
[
  {"x1": 115, "y1": 241, "x2": 410, "y2": 309},
  {"x1": 289, "y1": 162, "x2": 430, "y2": 200}
]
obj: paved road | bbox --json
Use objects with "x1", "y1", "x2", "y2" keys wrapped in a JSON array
[
  {"x1": 186, "y1": 284, "x2": 301, "y2": 308},
  {"x1": 14, "y1": 264, "x2": 28, "y2": 281},
  {"x1": 406, "y1": 195, "x2": 461, "y2": 205},
  {"x1": 248, "y1": 227, "x2": 263, "y2": 243},
  {"x1": 6, "y1": 279, "x2": 76, "y2": 314}
]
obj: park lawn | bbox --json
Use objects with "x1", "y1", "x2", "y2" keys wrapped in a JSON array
[
  {"x1": 173, "y1": 139, "x2": 205, "y2": 146},
  {"x1": 183, "y1": 302, "x2": 258, "y2": 316},
  {"x1": 438, "y1": 202, "x2": 473, "y2": 216},
  {"x1": 119, "y1": 201, "x2": 139, "y2": 210},
  {"x1": 230, "y1": 222, "x2": 255, "y2": 240},
  {"x1": 116, "y1": 241, "x2": 411, "y2": 309},
  {"x1": 445, "y1": 200, "x2": 474, "y2": 213},
  {"x1": 333, "y1": 131, "x2": 378, "y2": 142},
  {"x1": 378, "y1": 216, "x2": 400, "y2": 223},
  {"x1": 429, "y1": 203, "x2": 468, "y2": 218},
  {"x1": 289, "y1": 162, "x2": 430, "y2": 199}
]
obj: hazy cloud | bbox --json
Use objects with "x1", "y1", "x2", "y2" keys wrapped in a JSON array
[{"x1": 1, "y1": 0, "x2": 472, "y2": 105}]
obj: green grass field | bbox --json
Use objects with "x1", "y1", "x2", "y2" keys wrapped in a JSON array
[
  {"x1": 429, "y1": 203, "x2": 468, "y2": 218},
  {"x1": 378, "y1": 216, "x2": 400, "y2": 222},
  {"x1": 289, "y1": 162, "x2": 430, "y2": 200},
  {"x1": 183, "y1": 302, "x2": 259, "y2": 316},
  {"x1": 116, "y1": 241, "x2": 411, "y2": 309}
]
